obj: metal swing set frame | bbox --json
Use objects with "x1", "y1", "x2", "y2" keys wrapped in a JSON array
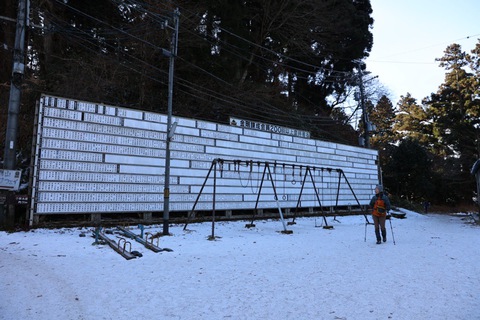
[{"x1": 183, "y1": 158, "x2": 370, "y2": 239}]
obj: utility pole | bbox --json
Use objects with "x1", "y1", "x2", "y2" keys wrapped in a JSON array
[
  {"x1": 357, "y1": 62, "x2": 370, "y2": 148},
  {"x1": 4, "y1": 0, "x2": 27, "y2": 170},
  {"x1": 163, "y1": 9, "x2": 180, "y2": 236},
  {"x1": 1, "y1": 0, "x2": 27, "y2": 229}
]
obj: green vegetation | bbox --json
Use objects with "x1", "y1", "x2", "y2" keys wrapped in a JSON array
[{"x1": 1, "y1": 1, "x2": 479, "y2": 208}]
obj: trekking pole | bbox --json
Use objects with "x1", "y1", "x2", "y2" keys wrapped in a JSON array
[
  {"x1": 388, "y1": 214, "x2": 396, "y2": 245},
  {"x1": 364, "y1": 222, "x2": 368, "y2": 242},
  {"x1": 364, "y1": 208, "x2": 372, "y2": 242}
]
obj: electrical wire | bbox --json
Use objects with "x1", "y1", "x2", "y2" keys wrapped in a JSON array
[
  {"x1": 47, "y1": 4, "x2": 334, "y2": 122},
  {"x1": 45, "y1": 19, "x2": 303, "y2": 125},
  {"x1": 368, "y1": 32, "x2": 480, "y2": 63},
  {"x1": 106, "y1": 0, "x2": 355, "y2": 85},
  {"x1": 34, "y1": 1, "x2": 362, "y2": 141}
]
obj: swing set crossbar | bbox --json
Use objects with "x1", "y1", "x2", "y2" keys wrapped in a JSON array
[{"x1": 182, "y1": 158, "x2": 370, "y2": 237}]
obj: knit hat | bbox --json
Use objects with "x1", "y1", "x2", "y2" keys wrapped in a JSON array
[{"x1": 376, "y1": 185, "x2": 383, "y2": 192}]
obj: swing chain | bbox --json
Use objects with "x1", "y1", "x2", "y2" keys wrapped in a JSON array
[{"x1": 291, "y1": 164, "x2": 296, "y2": 185}]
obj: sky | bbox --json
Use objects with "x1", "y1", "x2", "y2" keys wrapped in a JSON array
[
  {"x1": 366, "y1": 0, "x2": 480, "y2": 103},
  {"x1": 1, "y1": 209, "x2": 479, "y2": 319}
]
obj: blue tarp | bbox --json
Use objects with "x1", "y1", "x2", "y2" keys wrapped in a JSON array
[{"x1": 471, "y1": 159, "x2": 480, "y2": 175}]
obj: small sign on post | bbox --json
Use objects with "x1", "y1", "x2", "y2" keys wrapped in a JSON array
[{"x1": 0, "y1": 170, "x2": 22, "y2": 191}]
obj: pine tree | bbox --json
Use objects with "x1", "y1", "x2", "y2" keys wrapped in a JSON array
[
  {"x1": 423, "y1": 41, "x2": 480, "y2": 201},
  {"x1": 383, "y1": 139, "x2": 434, "y2": 201},
  {"x1": 1, "y1": 0, "x2": 375, "y2": 155},
  {"x1": 426, "y1": 43, "x2": 480, "y2": 171},
  {"x1": 370, "y1": 95, "x2": 396, "y2": 147},
  {"x1": 394, "y1": 93, "x2": 434, "y2": 149}
]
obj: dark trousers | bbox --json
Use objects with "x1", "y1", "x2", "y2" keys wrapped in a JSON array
[{"x1": 372, "y1": 215, "x2": 387, "y2": 241}]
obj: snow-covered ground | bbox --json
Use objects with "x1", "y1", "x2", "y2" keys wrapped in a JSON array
[{"x1": 1, "y1": 209, "x2": 479, "y2": 320}]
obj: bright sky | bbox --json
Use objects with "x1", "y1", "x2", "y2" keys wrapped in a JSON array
[{"x1": 366, "y1": 0, "x2": 480, "y2": 104}]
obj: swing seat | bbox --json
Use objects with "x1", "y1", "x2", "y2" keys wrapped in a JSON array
[
  {"x1": 287, "y1": 221, "x2": 296, "y2": 225},
  {"x1": 322, "y1": 225, "x2": 334, "y2": 229},
  {"x1": 281, "y1": 229, "x2": 294, "y2": 234},
  {"x1": 245, "y1": 223, "x2": 256, "y2": 228},
  {"x1": 391, "y1": 212, "x2": 406, "y2": 219}
]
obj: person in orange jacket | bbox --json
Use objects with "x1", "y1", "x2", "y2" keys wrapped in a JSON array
[{"x1": 369, "y1": 185, "x2": 391, "y2": 244}]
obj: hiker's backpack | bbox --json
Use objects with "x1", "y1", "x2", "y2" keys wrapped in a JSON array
[{"x1": 373, "y1": 196, "x2": 387, "y2": 216}]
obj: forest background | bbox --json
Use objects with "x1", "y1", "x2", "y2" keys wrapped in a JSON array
[{"x1": 1, "y1": 0, "x2": 479, "y2": 214}]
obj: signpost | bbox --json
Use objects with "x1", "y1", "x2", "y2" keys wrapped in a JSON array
[
  {"x1": 0, "y1": 170, "x2": 22, "y2": 191},
  {"x1": 0, "y1": 169, "x2": 21, "y2": 228}
]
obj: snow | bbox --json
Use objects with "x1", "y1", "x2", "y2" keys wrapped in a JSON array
[{"x1": 1, "y1": 209, "x2": 479, "y2": 320}]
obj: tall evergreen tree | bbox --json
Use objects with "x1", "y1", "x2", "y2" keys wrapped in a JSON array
[
  {"x1": 425, "y1": 43, "x2": 480, "y2": 175},
  {"x1": 369, "y1": 95, "x2": 396, "y2": 178},
  {"x1": 370, "y1": 95, "x2": 396, "y2": 147},
  {"x1": 183, "y1": 0, "x2": 374, "y2": 140},
  {"x1": 419, "y1": 42, "x2": 480, "y2": 203},
  {"x1": 1, "y1": 0, "x2": 374, "y2": 156},
  {"x1": 383, "y1": 139, "x2": 434, "y2": 201},
  {"x1": 393, "y1": 93, "x2": 433, "y2": 148}
]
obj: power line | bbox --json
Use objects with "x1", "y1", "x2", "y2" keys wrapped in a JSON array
[
  {"x1": 45, "y1": 20, "x2": 300, "y2": 125},
  {"x1": 30, "y1": 1, "x2": 361, "y2": 142},
  {"x1": 53, "y1": 0, "x2": 172, "y2": 57},
  {"x1": 102, "y1": 5, "x2": 342, "y2": 122},
  {"x1": 367, "y1": 60, "x2": 437, "y2": 65},
  {"x1": 175, "y1": 2, "x2": 354, "y2": 77},
  {"x1": 118, "y1": 0, "x2": 355, "y2": 78},
  {"x1": 371, "y1": 32, "x2": 480, "y2": 60}
]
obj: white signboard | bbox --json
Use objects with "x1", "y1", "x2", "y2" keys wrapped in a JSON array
[
  {"x1": 0, "y1": 170, "x2": 22, "y2": 191},
  {"x1": 30, "y1": 94, "x2": 379, "y2": 219},
  {"x1": 229, "y1": 117, "x2": 310, "y2": 138}
]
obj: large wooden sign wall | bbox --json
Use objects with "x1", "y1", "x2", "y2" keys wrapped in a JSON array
[{"x1": 29, "y1": 94, "x2": 379, "y2": 222}]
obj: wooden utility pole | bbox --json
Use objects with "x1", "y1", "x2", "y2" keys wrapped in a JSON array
[
  {"x1": 4, "y1": 0, "x2": 27, "y2": 170},
  {"x1": 1, "y1": 0, "x2": 27, "y2": 229},
  {"x1": 162, "y1": 8, "x2": 180, "y2": 235},
  {"x1": 357, "y1": 62, "x2": 370, "y2": 148}
]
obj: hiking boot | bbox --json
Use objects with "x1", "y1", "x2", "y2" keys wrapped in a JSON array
[
  {"x1": 382, "y1": 229, "x2": 387, "y2": 242},
  {"x1": 375, "y1": 230, "x2": 381, "y2": 244}
]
